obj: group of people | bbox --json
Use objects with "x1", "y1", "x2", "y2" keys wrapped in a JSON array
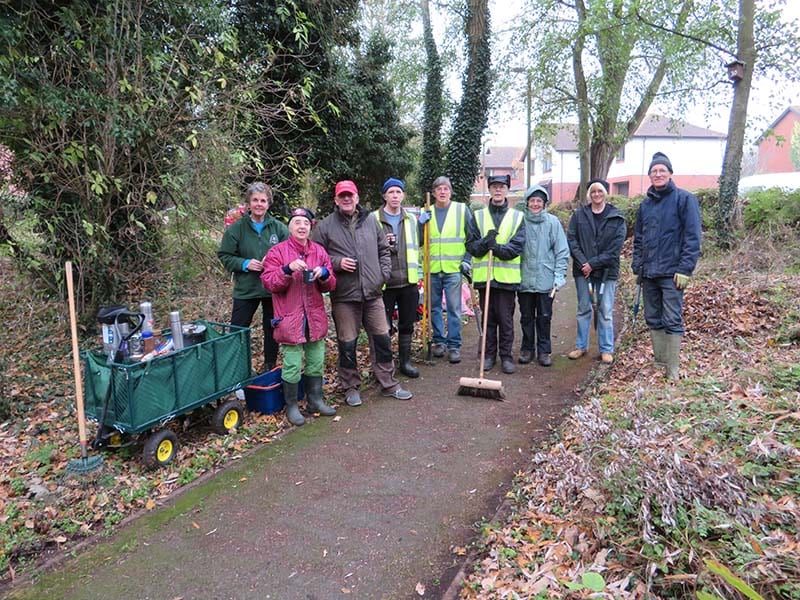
[{"x1": 217, "y1": 150, "x2": 702, "y2": 423}]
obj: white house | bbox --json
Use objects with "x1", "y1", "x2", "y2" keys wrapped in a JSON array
[{"x1": 528, "y1": 115, "x2": 727, "y2": 203}]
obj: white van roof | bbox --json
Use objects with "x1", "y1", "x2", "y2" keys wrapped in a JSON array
[{"x1": 738, "y1": 172, "x2": 800, "y2": 194}]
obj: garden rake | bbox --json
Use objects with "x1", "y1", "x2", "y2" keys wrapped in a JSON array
[{"x1": 65, "y1": 261, "x2": 104, "y2": 475}]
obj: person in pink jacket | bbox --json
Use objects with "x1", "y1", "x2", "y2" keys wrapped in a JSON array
[{"x1": 261, "y1": 207, "x2": 336, "y2": 426}]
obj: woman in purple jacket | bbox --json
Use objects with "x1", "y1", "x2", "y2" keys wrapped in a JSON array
[{"x1": 261, "y1": 208, "x2": 336, "y2": 426}]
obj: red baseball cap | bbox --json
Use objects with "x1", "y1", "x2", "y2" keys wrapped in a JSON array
[{"x1": 334, "y1": 180, "x2": 358, "y2": 196}]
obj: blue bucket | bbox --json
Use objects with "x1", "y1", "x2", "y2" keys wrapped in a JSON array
[{"x1": 244, "y1": 367, "x2": 305, "y2": 415}]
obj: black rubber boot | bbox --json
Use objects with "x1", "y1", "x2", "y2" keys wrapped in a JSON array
[
  {"x1": 304, "y1": 375, "x2": 336, "y2": 416},
  {"x1": 281, "y1": 380, "x2": 305, "y2": 426},
  {"x1": 398, "y1": 334, "x2": 420, "y2": 378}
]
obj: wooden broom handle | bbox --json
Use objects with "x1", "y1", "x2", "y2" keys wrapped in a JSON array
[
  {"x1": 478, "y1": 250, "x2": 493, "y2": 379},
  {"x1": 66, "y1": 261, "x2": 89, "y2": 446}
]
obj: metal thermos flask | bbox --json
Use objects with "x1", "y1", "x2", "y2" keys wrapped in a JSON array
[
  {"x1": 169, "y1": 311, "x2": 184, "y2": 350},
  {"x1": 139, "y1": 301, "x2": 154, "y2": 334}
]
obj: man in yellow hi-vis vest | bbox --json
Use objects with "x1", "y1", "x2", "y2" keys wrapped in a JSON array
[
  {"x1": 374, "y1": 178, "x2": 422, "y2": 378},
  {"x1": 423, "y1": 176, "x2": 481, "y2": 364},
  {"x1": 467, "y1": 174, "x2": 526, "y2": 374}
]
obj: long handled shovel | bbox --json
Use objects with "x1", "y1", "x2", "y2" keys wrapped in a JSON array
[
  {"x1": 65, "y1": 261, "x2": 104, "y2": 475},
  {"x1": 422, "y1": 193, "x2": 434, "y2": 362},
  {"x1": 457, "y1": 250, "x2": 504, "y2": 400},
  {"x1": 467, "y1": 273, "x2": 482, "y2": 339},
  {"x1": 632, "y1": 278, "x2": 643, "y2": 329}
]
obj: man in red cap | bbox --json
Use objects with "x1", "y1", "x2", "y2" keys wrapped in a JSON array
[{"x1": 312, "y1": 180, "x2": 413, "y2": 406}]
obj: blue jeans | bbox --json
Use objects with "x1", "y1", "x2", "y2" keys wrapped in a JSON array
[
  {"x1": 642, "y1": 277, "x2": 684, "y2": 334},
  {"x1": 430, "y1": 271, "x2": 462, "y2": 349},
  {"x1": 574, "y1": 277, "x2": 617, "y2": 354}
]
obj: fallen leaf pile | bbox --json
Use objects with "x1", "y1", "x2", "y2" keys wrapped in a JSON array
[{"x1": 459, "y1": 264, "x2": 800, "y2": 598}]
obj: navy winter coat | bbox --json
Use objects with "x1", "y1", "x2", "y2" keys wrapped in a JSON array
[
  {"x1": 567, "y1": 203, "x2": 626, "y2": 280},
  {"x1": 631, "y1": 180, "x2": 702, "y2": 278}
]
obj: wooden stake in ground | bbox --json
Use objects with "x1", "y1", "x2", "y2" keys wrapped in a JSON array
[
  {"x1": 421, "y1": 192, "x2": 433, "y2": 362},
  {"x1": 457, "y1": 250, "x2": 504, "y2": 400}
]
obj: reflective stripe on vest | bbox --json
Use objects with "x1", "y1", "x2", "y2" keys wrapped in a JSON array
[
  {"x1": 429, "y1": 202, "x2": 467, "y2": 274},
  {"x1": 374, "y1": 209, "x2": 420, "y2": 284},
  {"x1": 473, "y1": 208, "x2": 522, "y2": 284}
]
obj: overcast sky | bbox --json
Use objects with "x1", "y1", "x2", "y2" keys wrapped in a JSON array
[{"x1": 489, "y1": 1, "x2": 800, "y2": 147}]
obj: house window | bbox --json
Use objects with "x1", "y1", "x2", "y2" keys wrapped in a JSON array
[
  {"x1": 613, "y1": 181, "x2": 629, "y2": 197},
  {"x1": 542, "y1": 152, "x2": 552, "y2": 173},
  {"x1": 615, "y1": 146, "x2": 625, "y2": 162}
]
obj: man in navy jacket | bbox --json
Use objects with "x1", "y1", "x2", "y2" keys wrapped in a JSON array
[{"x1": 632, "y1": 152, "x2": 702, "y2": 380}]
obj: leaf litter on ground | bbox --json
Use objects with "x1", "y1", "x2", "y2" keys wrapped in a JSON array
[{"x1": 459, "y1": 243, "x2": 800, "y2": 599}]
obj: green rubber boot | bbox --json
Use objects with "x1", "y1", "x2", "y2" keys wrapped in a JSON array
[
  {"x1": 650, "y1": 329, "x2": 667, "y2": 367},
  {"x1": 281, "y1": 380, "x2": 305, "y2": 426},
  {"x1": 304, "y1": 375, "x2": 336, "y2": 417},
  {"x1": 664, "y1": 334, "x2": 682, "y2": 381}
]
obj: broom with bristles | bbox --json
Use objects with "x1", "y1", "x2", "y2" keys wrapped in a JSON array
[{"x1": 457, "y1": 250, "x2": 505, "y2": 400}]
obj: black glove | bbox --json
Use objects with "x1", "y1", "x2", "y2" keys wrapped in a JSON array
[{"x1": 481, "y1": 229, "x2": 498, "y2": 253}]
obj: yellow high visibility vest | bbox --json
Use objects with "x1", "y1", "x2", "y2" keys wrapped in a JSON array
[
  {"x1": 374, "y1": 208, "x2": 420, "y2": 284},
  {"x1": 429, "y1": 202, "x2": 467, "y2": 274},
  {"x1": 473, "y1": 208, "x2": 522, "y2": 284}
]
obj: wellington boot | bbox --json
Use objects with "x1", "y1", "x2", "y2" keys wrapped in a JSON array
[
  {"x1": 281, "y1": 380, "x2": 305, "y2": 426},
  {"x1": 398, "y1": 334, "x2": 420, "y2": 378},
  {"x1": 664, "y1": 334, "x2": 682, "y2": 381},
  {"x1": 650, "y1": 329, "x2": 667, "y2": 367},
  {"x1": 304, "y1": 375, "x2": 335, "y2": 416}
]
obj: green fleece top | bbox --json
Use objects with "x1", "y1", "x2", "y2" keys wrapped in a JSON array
[{"x1": 217, "y1": 213, "x2": 288, "y2": 299}]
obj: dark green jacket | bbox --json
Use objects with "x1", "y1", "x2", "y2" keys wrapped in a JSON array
[{"x1": 217, "y1": 214, "x2": 288, "y2": 299}]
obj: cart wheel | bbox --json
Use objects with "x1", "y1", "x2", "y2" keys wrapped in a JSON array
[
  {"x1": 142, "y1": 430, "x2": 179, "y2": 470},
  {"x1": 212, "y1": 399, "x2": 244, "y2": 435}
]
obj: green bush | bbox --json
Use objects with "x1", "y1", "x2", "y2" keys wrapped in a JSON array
[{"x1": 743, "y1": 188, "x2": 800, "y2": 230}]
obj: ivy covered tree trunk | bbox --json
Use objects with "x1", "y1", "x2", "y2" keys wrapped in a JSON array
[
  {"x1": 445, "y1": 0, "x2": 491, "y2": 205},
  {"x1": 419, "y1": 0, "x2": 444, "y2": 195},
  {"x1": 717, "y1": 0, "x2": 756, "y2": 249}
]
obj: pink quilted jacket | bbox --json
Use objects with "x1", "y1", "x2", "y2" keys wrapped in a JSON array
[{"x1": 261, "y1": 237, "x2": 336, "y2": 345}]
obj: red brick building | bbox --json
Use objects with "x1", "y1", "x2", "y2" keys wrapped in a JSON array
[{"x1": 756, "y1": 106, "x2": 800, "y2": 174}]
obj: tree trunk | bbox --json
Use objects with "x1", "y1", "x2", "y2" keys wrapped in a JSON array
[
  {"x1": 445, "y1": 0, "x2": 491, "y2": 204},
  {"x1": 420, "y1": 0, "x2": 444, "y2": 193},
  {"x1": 717, "y1": 0, "x2": 755, "y2": 249},
  {"x1": 572, "y1": 0, "x2": 590, "y2": 204}
]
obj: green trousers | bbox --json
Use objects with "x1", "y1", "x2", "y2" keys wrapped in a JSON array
[{"x1": 281, "y1": 339, "x2": 325, "y2": 383}]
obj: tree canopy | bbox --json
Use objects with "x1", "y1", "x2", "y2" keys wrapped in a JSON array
[{"x1": 0, "y1": 0, "x2": 415, "y2": 306}]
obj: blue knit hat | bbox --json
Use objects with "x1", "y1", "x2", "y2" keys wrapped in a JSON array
[{"x1": 382, "y1": 178, "x2": 405, "y2": 194}]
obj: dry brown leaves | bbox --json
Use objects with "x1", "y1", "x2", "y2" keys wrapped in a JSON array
[{"x1": 460, "y1": 270, "x2": 800, "y2": 599}]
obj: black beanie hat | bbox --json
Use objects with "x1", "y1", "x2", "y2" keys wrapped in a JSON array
[
  {"x1": 649, "y1": 152, "x2": 673, "y2": 174},
  {"x1": 289, "y1": 207, "x2": 315, "y2": 226},
  {"x1": 587, "y1": 178, "x2": 609, "y2": 193}
]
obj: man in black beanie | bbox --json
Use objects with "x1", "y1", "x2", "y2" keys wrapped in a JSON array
[{"x1": 632, "y1": 152, "x2": 702, "y2": 380}]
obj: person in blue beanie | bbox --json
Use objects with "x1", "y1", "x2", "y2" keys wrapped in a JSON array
[
  {"x1": 632, "y1": 152, "x2": 702, "y2": 380},
  {"x1": 373, "y1": 178, "x2": 422, "y2": 377}
]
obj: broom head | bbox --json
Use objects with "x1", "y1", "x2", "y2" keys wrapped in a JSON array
[{"x1": 457, "y1": 376, "x2": 505, "y2": 400}]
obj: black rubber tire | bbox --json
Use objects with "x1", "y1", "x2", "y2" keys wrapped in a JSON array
[
  {"x1": 212, "y1": 399, "x2": 244, "y2": 435},
  {"x1": 142, "y1": 429, "x2": 179, "y2": 470}
]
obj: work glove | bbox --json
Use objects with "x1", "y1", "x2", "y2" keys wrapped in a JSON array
[
  {"x1": 417, "y1": 210, "x2": 431, "y2": 225},
  {"x1": 460, "y1": 260, "x2": 472, "y2": 280},
  {"x1": 481, "y1": 229, "x2": 498, "y2": 253},
  {"x1": 554, "y1": 275, "x2": 566, "y2": 290},
  {"x1": 673, "y1": 273, "x2": 690, "y2": 290}
]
